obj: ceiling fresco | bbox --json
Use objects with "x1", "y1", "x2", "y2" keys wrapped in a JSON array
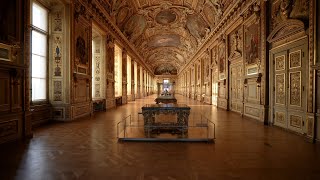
[
  {"x1": 110, "y1": 0, "x2": 232, "y2": 75},
  {"x1": 154, "y1": 64, "x2": 178, "y2": 75}
]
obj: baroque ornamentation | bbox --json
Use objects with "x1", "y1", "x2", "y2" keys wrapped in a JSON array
[
  {"x1": 53, "y1": 11, "x2": 62, "y2": 32},
  {"x1": 275, "y1": 112, "x2": 285, "y2": 124},
  {"x1": 54, "y1": 35, "x2": 62, "y2": 77},
  {"x1": 289, "y1": 71, "x2": 301, "y2": 106},
  {"x1": 54, "y1": 81, "x2": 62, "y2": 101},
  {"x1": 275, "y1": 74, "x2": 285, "y2": 105},
  {"x1": 275, "y1": 55, "x2": 285, "y2": 71},
  {"x1": 290, "y1": 115, "x2": 302, "y2": 128},
  {"x1": 289, "y1": 50, "x2": 301, "y2": 69}
]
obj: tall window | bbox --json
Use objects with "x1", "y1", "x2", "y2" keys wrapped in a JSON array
[
  {"x1": 31, "y1": 2, "x2": 48, "y2": 101},
  {"x1": 127, "y1": 55, "x2": 131, "y2": 96},
  {"x1": 134, "y1": 61, "x2": 137, "y2": 95},
  {"x1": 114, "y1": 44, "x2": 122, "y2": 97}
]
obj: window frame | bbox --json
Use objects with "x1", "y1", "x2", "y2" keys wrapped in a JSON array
[{"x1": 30, "y1": 0, "x2": 49, "y2": 104}]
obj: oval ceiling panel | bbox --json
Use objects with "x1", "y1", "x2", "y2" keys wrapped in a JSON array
[
  {"x1": 147, "y1": 34, "x2": 181, "y2": 48},
  {"x1": 155, "y1": 10, "x2": 177, "y2": 25}
]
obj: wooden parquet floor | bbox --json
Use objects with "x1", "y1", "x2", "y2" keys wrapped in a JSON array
[{"x1": 1, "y1": 94, "x2": 320, "y2": 180}]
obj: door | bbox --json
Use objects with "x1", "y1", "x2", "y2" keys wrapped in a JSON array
[
  {"x1": 272, "y1": 43, "x2": 307, "y2": 134},
  {"x1": 229, "y1": 64, "x2": 243, "y2": 113}
]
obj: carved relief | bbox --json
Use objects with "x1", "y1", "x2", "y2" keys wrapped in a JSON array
[
  {"x1": 275, "y1": 111, "x2": 286, "y2": 124},
  {"x1": 53, "y1": 81, "x2": 62, "y2": 101},
  {"x1": 289, "y1": 71, "x2": 301, "y2": 106},
  {"x1": 53, "y1": 35, "x2": 62, "y2": 77},
  {"x1": 306, "y1": 117, "x2": 314, "y2": 137},
  {"x1": 289, "y1": 50, "x2": 301, "y2": 69},
  {"x1": 53, "y1": 11, "x2": 63, "y2": 32},
  {"x1": 275, "y1": 55, "x2": 285, "y2": 71},
  {"x1": 245, "y1": 106, "x2": 260, "y2": 118},
  {"x1": 95, "y1": 56, "x2": 101, "y2": 80},
  {"x1": 289, "y1": 115, "x2": 302, "y2": 128},
  {"x1": 275, "y1": 74, "x2": 285, "y2": 105},
  {"x1": 95, "y1": 84, "x2": 100, "y2": 97}
]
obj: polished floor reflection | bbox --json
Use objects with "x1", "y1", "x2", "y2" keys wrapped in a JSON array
[{"x1": 1, "y1": 95, "x2": 320, "y2": 180}]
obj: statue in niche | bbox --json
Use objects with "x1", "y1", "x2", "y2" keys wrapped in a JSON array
[
  {"x1": 76, "y1": 36, "x2": 87, "y2": 64},
  {"x1": 212, "y1": 47, "x2": 218, "y2": 65},
  {"x1": 230, "y1": 30, "x2": 241, "y2": 57}
]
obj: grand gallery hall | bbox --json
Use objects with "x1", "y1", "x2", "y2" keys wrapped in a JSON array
[{"x1": 1, "y1": 0, "x2": 320, "y2": 179}]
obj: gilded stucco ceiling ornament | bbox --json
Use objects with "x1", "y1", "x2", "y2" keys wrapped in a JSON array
[
  {"x1": 205, "y1": 0, "x2": 224, "y2": 25},
  {"x1": 112, "y1": 0, "x2": 222, "y2": 74},
  {"x1": 133, "y1": 4, "x2": 203, "y2": 73}
]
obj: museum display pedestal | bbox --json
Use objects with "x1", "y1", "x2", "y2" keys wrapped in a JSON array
[
  {"x1": 116, "y1": 104, "x2": 215, "y2": 142},
  {"x1": 142, "y1": 104, "x2": 190, "y2": 137}
]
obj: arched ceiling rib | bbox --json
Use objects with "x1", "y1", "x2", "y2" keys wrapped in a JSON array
[{"x1": 111, "y1": 0, "x2": 229, "y2": 75}]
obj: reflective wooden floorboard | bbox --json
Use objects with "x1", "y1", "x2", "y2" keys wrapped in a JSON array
[{"x1": 1, "y1": 95, "x2": 320, "y2": 180}]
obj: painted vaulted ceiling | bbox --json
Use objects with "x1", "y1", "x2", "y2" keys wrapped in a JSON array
[{"x1": 110, "y1": 0, "x2": 233, "y2": 75}]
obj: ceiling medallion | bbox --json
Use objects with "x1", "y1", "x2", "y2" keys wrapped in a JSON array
[{"x1": 155, "y1": 10, "x2": 177, "y2": 25}]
